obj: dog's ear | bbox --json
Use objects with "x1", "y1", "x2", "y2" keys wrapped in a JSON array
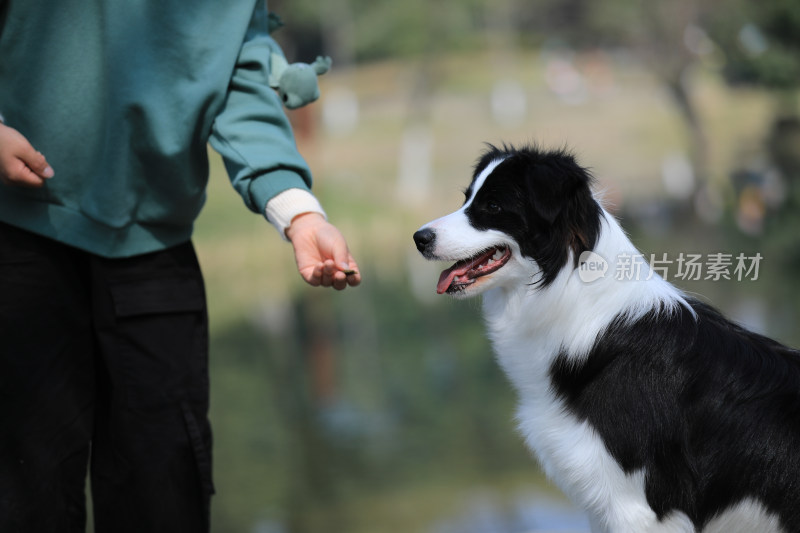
[
  {"x1": 525, "y1": 154, "x2": 589, "y2": 224},
  {"x1": 526, "y1": 166, "x2": 566, "y2": 223},
  {"x1": 526, "y1": 152, "x2": 601, "y2": 264}
]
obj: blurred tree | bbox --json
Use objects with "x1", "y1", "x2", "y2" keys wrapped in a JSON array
[
  {"x1": 634, "y1": 1, "x2": 718, "y2": 199},
  {"x1": 272, "y1": 0, "x2": 488, "y2": 61},
  {"x1": 517, "y1": 0, "x2": 733, "y2": 205},
  {"x1": 704, "y1": 0, "x2": 800, "y2": 277},
  {"x1": 708, "y1": 0, "x2": 800, "y2": 95},
  {"x1": 707, "y1": 0, "x2": 800, "y2": 190}
]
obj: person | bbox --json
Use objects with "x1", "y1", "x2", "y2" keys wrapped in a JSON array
[{"x1": 0, "y1": 1, "x2": 360, "y2": 532}]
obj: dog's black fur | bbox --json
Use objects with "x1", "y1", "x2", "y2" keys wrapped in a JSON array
[{"x1": 551, "y1": 298, "x2": 800, "y2": 529}]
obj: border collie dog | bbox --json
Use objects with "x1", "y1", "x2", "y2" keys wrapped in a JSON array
[{"x1": 413, "y1": 144, "x2": 800, "y2": 533}]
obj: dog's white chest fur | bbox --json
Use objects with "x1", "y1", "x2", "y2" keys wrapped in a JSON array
[{"x1": 482, "y1": 284, "x2": 689, "y2": 532}]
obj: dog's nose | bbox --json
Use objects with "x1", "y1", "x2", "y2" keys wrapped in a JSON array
[{"x1": 413, "y1": 228, "x2": 435, "y2": 254}]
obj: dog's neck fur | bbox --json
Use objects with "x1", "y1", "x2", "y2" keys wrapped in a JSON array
[
  {"x1": 481, "y1": 207, "x2": 689, "y2": 400},
  {"x1": 479, "y1": 208, "x2": 696, "y2": 530}
]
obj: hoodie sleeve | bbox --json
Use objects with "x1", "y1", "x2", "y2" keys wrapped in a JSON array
[{"x1": 209, "y1": 3, "x2": 313, "y2": 217}]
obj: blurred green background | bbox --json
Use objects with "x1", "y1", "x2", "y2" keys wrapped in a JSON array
[{"x1": 192, "y1": 1, "x2": 800, "y2": 532}]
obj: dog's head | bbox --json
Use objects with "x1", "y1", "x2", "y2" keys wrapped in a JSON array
[{"x1": 413, "y1": 144, "x2": 602, "y2": 297}]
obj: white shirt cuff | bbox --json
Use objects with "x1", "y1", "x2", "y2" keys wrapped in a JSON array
[{"x1": 265, "y1": 188, "x2": 327, "y2": 240}]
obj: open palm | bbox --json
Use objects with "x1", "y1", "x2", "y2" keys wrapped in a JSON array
[{"x1": 286, "y1": 213, "x2": 361, "y2": 290}]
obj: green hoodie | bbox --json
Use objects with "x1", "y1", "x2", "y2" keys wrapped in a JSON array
[{"x1": 0, "y1": 0, "x2": 313, "y2": 257}]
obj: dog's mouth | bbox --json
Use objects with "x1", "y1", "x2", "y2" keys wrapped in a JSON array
[{"x1": 436, "y1": 247, "x2": 511, "y2": 294}]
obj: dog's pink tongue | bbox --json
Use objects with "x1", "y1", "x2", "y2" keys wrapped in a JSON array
[
  {"x1": 436, "y1": 265, "x2": 464, "y2": 294},
  {"x1": 436, "y1": 255, "x2": 484, "y2": 294}
]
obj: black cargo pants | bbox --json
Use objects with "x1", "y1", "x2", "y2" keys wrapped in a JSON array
[{"x1": 0, "y1": 222, "x2": 214, "y2": 532}]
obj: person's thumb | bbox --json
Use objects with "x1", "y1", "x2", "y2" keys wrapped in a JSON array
[
  {"x1": 328, "y1": 232, "x2": 352, "y2": 271},
  {"x1": 18, "y1": 144, "x2": 54, "y2": 180}
]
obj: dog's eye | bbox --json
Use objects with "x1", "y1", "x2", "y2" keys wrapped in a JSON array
[{"x1": 487, "y1": 201, "x2": 502, "y2": 214}]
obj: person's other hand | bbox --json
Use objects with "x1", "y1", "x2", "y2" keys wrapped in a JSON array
[
  {"x1": 285, "y1": 212, "x2": 361, "y2": 290},
  {"x1": 0, "y1": 123, "x2": 54, "y2": 188}
]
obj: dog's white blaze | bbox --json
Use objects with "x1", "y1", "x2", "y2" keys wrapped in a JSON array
[
  {"x1": 418, "y1": 158, "x2": 509, "y2": 264},
  {"x1": 467, "y1": 157, "x2": 505, "y2": 205}
]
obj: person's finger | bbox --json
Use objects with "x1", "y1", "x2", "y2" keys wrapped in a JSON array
[
  {"x1": 328, "y1": 270, "x2": 347, "y2": 291},
  {"x1": 22, "y1": 150, "x2": 54, "y2": 180},
  {"x1": 0, "y1": 126, "x2": 54, "y2": 187},
  {"x1": 336, "y1": 253, "x2": 361, "y2": 287},
  {"x1": 2, "y1": 159, "x2": 47, "y2": 188},
  {"x1": 307, "y1": 263, "x2": 324, "y2": 286},
  {"x1": 12, "y1": 137, "x2": 55, "y2": 180},
  {"x1": 324, "y1": 233, "x2": 355, "y2": 276},
  {"x1": 332, "y1": 247, "x2": 350, "y2": 273},
  {"x1": 320, "y1": 259, "x2": 336, "y2": 287}
]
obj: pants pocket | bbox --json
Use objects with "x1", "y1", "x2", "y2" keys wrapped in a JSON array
[{"x1": 103, "y1": 276, "x2": 209, "y2": 409}]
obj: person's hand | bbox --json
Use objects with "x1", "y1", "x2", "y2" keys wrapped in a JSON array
[
  {"x1": 0, "y1": 123, "x2": 54, "y2": 188},
  {"x1": 285, "y1": 212, "x2": 361, "y2": 290}
]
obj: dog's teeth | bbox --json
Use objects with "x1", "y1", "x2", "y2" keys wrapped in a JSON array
[{"x1": 493, "y1": 250, "x2": 503, "y2": 260}]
